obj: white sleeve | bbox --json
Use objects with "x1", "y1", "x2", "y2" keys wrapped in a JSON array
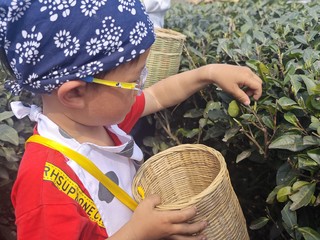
[
  {"x1": 143, "y1": 0, "x2": 171, "y2": 28},
  {"x1": 143, "y1": 0, "x2": 171, "y2": 12}
]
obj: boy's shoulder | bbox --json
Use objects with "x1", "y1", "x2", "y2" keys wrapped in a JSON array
[
  {"x1": 19, "y1": 139, "x2": 73, "y2": 178},
  {"x1": 12, "y1": 140, "x2": 108, "y2": 239},
  {"x1": 12, "y1": 140, "x2": 87, "y2": 208}
]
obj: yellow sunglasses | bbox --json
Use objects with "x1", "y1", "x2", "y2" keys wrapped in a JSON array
[{"x1": 82, "y1": 66, "x2": 148, "y2": 95}]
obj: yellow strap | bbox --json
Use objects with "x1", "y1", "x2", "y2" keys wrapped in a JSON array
[{"x1": 26, "y1": 135, "x2": 138, "y2": 211}]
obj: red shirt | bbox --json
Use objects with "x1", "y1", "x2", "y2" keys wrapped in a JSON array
[{"x1": 11, "y1": 94, "x2": 145, "y2": 240}]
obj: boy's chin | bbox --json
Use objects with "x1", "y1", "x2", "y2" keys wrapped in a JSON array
[{"x1": 113, "y1": 116, "x2": 126, "y2": 125}]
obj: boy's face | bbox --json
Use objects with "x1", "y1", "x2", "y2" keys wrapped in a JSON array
[{"x1": 85, "y1": 49, "x2": 150, "y2": 126}]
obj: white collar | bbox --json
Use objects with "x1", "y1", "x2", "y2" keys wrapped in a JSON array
[{"x1": 11, "y1": 101, "x2": 144, "y2": 161}]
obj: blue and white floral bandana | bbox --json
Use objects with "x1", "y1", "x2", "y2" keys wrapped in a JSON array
[{"x1": 0, "y1": 0, "x2": 155, "y2": 95}]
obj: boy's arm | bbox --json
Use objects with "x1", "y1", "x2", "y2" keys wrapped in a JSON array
[{"x1": 142, "y1": 64, "x2": 262, "y2": 117}]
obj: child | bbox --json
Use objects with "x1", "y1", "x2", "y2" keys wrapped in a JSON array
[{"x1": 0, "y1": 1, "x2": 262, "y2": 239}]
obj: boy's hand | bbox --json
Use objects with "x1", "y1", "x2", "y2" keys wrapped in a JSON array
[
  {"x1": 127, "y1": 195, "x2": 207, "y2": 240},
  {"x1": 207, "y1": 64, "x2": 263, "y2": 106}
]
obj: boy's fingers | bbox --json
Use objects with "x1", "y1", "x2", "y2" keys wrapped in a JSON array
[
  {"x1": 168, "y1": 234, "x2": 207, "y2": 240},
  {"x1": 256, "y1": 75, "x2": 263, "y2": 84},
  {"x1": 251, "y1": 72, "x2": 263, "y2": 83},
  {"x1": 144, "y1": 194, "x2": 162, "y2": 208},
  {"x1": 232, "y1": 88, "x2": 250, "y2": 106},
  {"x1": 234, "y1": 79, "x2": 262, "y2": 105},
  {"x1": 172, "y1": 221, "x2": 207, "y2": 236},
  {"x1": 167, "y1": 207, "x2": 197, "y2": 223},
  {"x1": 245, "y1": 77, "x2": 263, "y2": 98},
  {"x1": 245, "y1": 88, "x2": 261, "y2": 101},
  {"x1": 245, "y1": 89, "x2": 254, "y2": 97}
]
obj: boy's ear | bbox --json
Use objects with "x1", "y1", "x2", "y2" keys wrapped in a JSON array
[{"x1": 56, "y1": 80, "x2": 88, "y2": 109}]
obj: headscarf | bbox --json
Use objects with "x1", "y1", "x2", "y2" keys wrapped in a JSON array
[{"x1": 0, "y1": 0, "x2": 155, "y2": 95}]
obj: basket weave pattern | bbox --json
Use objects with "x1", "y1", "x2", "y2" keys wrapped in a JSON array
[
  {"x1": 132, "y1": 144, "x2": 249, "y2": 240},
  {"x1": 145, "y1": 28, "x2": 186, "y2": 88}
]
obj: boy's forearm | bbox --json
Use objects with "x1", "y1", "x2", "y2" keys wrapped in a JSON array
[{"x1": 143, "y1": 65, "x2": 211, "y2": 115}]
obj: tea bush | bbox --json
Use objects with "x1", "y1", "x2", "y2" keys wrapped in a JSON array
[
  {"x1": 0, "y1": 67, "x2": 39, "y2": 239},
  {"x1": 143, "y1": 0, "x2": 320, "y2": 239}
]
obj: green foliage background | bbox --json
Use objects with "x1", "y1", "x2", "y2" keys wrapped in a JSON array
[
  {"x1": 0, "y1": 0, "x2": 319, "y2": 239},
  {"x1": 143, "y1": 0, "x2": 320, "y2": 239},
  {"x1": 0, "y1": 68, "x2": 39, "y2": 239}
]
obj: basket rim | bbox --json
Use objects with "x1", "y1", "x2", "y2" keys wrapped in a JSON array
[
  {"x1": 154, "y1": 27, "x2": 186, "y2": 40},
  {"x1": 132, "y1": 144, "x2": 228, "y2": 209}
]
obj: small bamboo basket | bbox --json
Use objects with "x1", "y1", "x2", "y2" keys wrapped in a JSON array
[
  {"x1": 132, "y1": 144, "x2": 249, "y2": 240},
  {"x1": 145, "y1": 28, "x2": 186, "y2": 88}
]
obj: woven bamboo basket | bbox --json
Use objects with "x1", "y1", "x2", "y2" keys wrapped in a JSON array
[
  {"x1": 132, "y1": 144, "x2": 249, "y2": 240},
  {"x1": 145, "y1": 28, "x2": 186, "y2": 88}
]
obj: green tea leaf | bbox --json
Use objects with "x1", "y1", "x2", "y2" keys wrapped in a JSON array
[
  {"x1": 295, "y1": 35, "x2": 308, "y2": 45},
  {"x1": 266, "y1": 185, "x2": 284, "y2": 204},
  {"x1": 253, "y1": 30, "x2": 266, "y2": 43},
  {"x1": 0, "y1": 147, "x2": 19, "y2": 162},
  {"x1": 249, "y1": 217, "x2": 269, "y2": 230},
  {"x1": 289, "y1": 75, "x2": 302, "y2": 95},
  {"x1": 0, "y1": 111, "x2": 14, "y2": 122},
  {"x1": 261, "y1": 115, "x2": 274, "y2": 129},
  {"x1": 310, "y1": 95, "x2": 320, "y2": 110},
  {"x1": 307, "y1": 148, "x2": 320, "y2": 164},
  {"x1": 277, "y1": 186, "x2": 292, "y2": 202},
  {"x1": 300, "y1": 75, "x2": 317, "y2": 95},
  {"x1": 276, "y1": 162, "x2": 297, "y2": 185},
  {"x1": 203, "y1": 125, "x2": 225, "y2": 140},
  {"x1": 222, "y1": 126, "x2": 240, "y2": 142},
  {"x1": 269, "y1": 134, "x2": 309, "y2": 152},
  {"x1": 281, "y1": 202, "x2": 297, "y2": 230},
  {"x1": 183, "y1": 108, "x2": 203, "y2": 118},
  {"x1": 199, "y1": 118, "x2": 207, "y2": 129},
  {"x1": 297, "y1": 227, "x2": 320, "y2": 240},
  {"x1": 303, "y1": 136, "x2": 320, "y2": 146},
  {"x1": 177, "y1": 128, "x2": 199, "y2": 138},
  {"x1": 240, "y1": 114, "x2": 255, "y2": 121},
  {"x1": 185, "y1": 129, "x2": 199, "y2": 138},
  {"x1": 284, "y1": 112, "x2": 300, "y2": 127},
  {"x1": 278, "y1": 97, "x2": 302, "y2": 110},
  {"x1": 289, "y1": 183, "x2": 316, "y2": 211},
  {"x1": 228, "y1": 100, "x2": 240, "y2": 117},
  {"x1": 0, "y1": 168, "x2": 9, "y2": 180},
  {"x1": 204, "y1": 101, "x2": 221, "y2": 118},
  {"x1": 236, "y1": 150, "x2": 251, "y2": 163},
  {"x1": 0, "y1": 124, "x2": 19, "y2": 146},
  {"x1": 298, "y1": 155, "x2": 318, "y2": 171},
  {"x1": 292, "y1": 181, "x2": 311, "y2": 192},
  {"x1": 308, "y1": 121, "x2": 320, "y2": 131},
  {"x1": 207, "y1": 109, "x2": 226, "y2": 121}
]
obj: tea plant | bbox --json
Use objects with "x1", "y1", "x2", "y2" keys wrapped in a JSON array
[
  {"x1": 0, "y1": 66, "x2": 39, "y2": 239},
  {"x1": 142, "y1": 0, "x2": 320, "y2": 239}
]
